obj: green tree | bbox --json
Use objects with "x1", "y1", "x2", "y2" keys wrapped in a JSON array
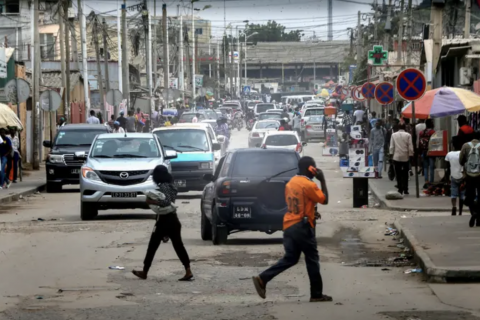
[{"x1": 243, "y1": 20, "x2": 303, "y2": 44}]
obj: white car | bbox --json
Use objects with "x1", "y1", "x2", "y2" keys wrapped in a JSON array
[
  {"x1": 260, "y1": 131, "x2": 306, "y2": 157},
  {"x1": 248, "y1": 120, "x2": 280, "y2": 148}
]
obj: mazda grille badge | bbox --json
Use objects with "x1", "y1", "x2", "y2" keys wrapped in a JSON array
[{"x1": 119, "y1": 172, "x2": 129, "y2": 179}]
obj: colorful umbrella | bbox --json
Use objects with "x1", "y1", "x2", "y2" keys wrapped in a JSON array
[
  {"x1": 0, "y1": 103, "x2": 23, "y2": 130},
  {"x1": 402, "y1": 87, "x2": 480, "y2": 119}
]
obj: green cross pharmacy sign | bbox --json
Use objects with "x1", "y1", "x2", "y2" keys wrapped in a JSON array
[{"x1": 368, "y1": 45, "x2": 388, "y2": 66}]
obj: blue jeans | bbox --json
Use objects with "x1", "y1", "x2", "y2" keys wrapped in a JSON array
[
  {"x1": 372, "y1": 148, "x2": 384, "y2": 176},
  {"x1": 423, "y1": 155, "x2": 435, "y2": 184},
  {"x1": 0, "y1": 156, "x2": 7, "y2": 186}
]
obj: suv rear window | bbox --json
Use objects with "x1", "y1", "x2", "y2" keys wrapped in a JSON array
[
  {"x1": 305, "y1": 109, "x2": 324, "y2": 116},
  {"x1": 55, "y1": 130, "x2": 106, "y2": 146},
  {"x1": 231, "y1": 152, "x2": 298, "y2": 177},
  {"x1": 265, "y1": 135, "x2": 298, "y2": 146},
  {"x1": 256, "y1": 104, "x2": 274, "y2": 113}
]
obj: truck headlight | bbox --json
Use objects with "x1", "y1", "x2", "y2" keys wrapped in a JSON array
[
  {"x1": 48, "y1": 155, "x2": 64, "y2": 164},
  {"x1": 81, "y1": 167, "x2": 101, "y2": 181},
  {"x1": 199, "y1": 162, "x2": 213, "y2": 170}
]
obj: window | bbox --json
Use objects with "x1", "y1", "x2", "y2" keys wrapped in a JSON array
[
  {"x1": 265, "y1": 134, "x2": 299, "y2": 146},
  {"x1": 195, "y1": 28, "x2": 203, "y2": 35},
  {"x1": 54, "y1": 130, "x2": 105, "y2": 147},
  {"x1": 256, "y1": 104, "x2": 274, "y2": 113},
  {"x1": 0, "y1": 0, "x2": 20, "y2": 14},
  {"x1": 258, "y1": 113, "x2": 282, "y2": 121},
  {"x1": 305, "y1": 109, "x2": 324, "y2": 116},
  {"x1": 41, "y1": 33, "x2": 55, "y2": 60},
  {"x1": 255, "y1": 121, "x2": 279, "y2": 129},
  {"x1": 154, "y1": 129, "x2": 209, "y2": 152},
  {"x1": 220, "y1": 153, "x2": 233, "y2": 177},
  {"x1": 91, "y1": 138, "x2": 160, "y2": 158},
  {"x1": 231, "y1": 152, "x2": 298, "y2": 177}
]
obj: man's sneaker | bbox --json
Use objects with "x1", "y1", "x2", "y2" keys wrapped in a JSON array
[
  {"x1": 5, "y1": 181, "x2": 11, "y2": 189},
  {"x1": 452, "y1": 207, "x2": 457, "y2": 216},
  {"x1": 469, "y1": 215, "x2": 476, "y2": 228}
]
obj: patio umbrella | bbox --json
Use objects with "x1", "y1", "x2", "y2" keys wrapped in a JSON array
[
  {"x1": 0, "y1": 103, "x2": 23, "y2": 130},
  {"x1": 401, "y1": 87, "x2": 480, "y2": 119}
]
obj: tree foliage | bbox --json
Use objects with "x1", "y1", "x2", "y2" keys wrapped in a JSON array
[{"x1": 244, "y1": 20, "x2": 303, "y2": 44}]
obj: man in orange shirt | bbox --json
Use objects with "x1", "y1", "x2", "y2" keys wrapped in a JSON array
[{"x1": 252, "y1": 156, "x2": 331, "y2": 302}]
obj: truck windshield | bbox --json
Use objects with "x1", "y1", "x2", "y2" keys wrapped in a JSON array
[
  {"x1": 55, "y1": 130, "x2": 105, "y2": 146},
  {"x1": 154, "y1": 129, "x2": 209, "y2": 152},
  {"x1": 91, "y1": 138, "x2": 160, "y2": 158}
]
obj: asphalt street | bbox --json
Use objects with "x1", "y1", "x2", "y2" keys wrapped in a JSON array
[{"x1": 1, "y1": 128, "x2": 479, "y2": 320}]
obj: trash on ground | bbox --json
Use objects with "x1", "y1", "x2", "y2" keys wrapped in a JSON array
[
  {"x1": 368, "y1": 191, "x2": 372, "y2": 195},
  {"x1": 337, "y1": 201, "x2": 341, "y2": 203},
  {"x1": 405, "y1": 268, "x2": 423, "y2": 274},
  {"x1": 361, "y1": 205, "x2": 368, "y2": 208},
  {"x1": 36, "y1": 296, "x2": 43, "y2": 299},
  {"x1": 182, "y1": 201, "x2": 190, "y2": 204},
  {"x1": 57, "y1": 289, "x2": 63, "y2": 293},
  {"x1": 120, "y1": 292, "x2": 134, "y2": 296},
  {"x1": 397, "y1": 244, "x2": 406, "y2": 249},
  {"x1": 401, "y1": 215, "x2": 407, "y2": 218},
  {"x1": 385, "y1": 191, "x2": 404, "y2": 200},
  {"x1": 239, "y1": 277, "x2": 250, "y2": 280},
  {"x1": 374, "y1": 203, "x2": 380, "y2": 207},
  {"x1": 385, "y1": 227, "x2": 398, "y2": 236},
  {"x1": 381, "y1": 268, "x2": 390, "y2": 271},
  {"x1": 191, "y1": 291, "x2": 201, "y2": 294},
  {"x1": 335, "y1": 302, "x2": 343, "y2": 305},
  {"x1": 36, "y1": 218, "x2": 45, "y2": 221},
  {"x1": 108, "y1": 266, "x2": 125, "y2": 270}
]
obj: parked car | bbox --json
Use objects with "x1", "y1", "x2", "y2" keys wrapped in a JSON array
[
  {"x1": 261, "y1": 131, "x2": 306, "y2": 157},
  {"x1": 248, "y1": 120, "x2": 280, "y2": 148},
  {"x1": 78, "y1": 133, "x2": 177, "y2": 220},
  {"x1": 200, "y1": 148, "x2": 301, "y2": 244},
  {"x1": 153, "y1": 126, "x2": 221, "y2": 192},
  {"x1": 43, "y1": 124, "x2": 110, "y2": 193},
  {"x1": 300, "y1": 107, "x2": 325, "y2": 141},
  {"x1": 303, "y1": 115, "x2": 325, "y2": 142}
]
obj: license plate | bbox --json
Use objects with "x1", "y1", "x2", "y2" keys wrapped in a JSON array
[
  {"x1": 71, "y1": 169, "x2": 80, "y2": 174},
  {"x1": 233, "y1": 206, "x2": 251, "y2": 218},
  {"x1": 313, "y1": 126, "x2": 322, "y2": 130},
  {"x1": 111, "y1": 192, "x2": 137, "y2": 198},
  {"x1": 174, "y1": 180, "x2": 186, "y2": 188}
]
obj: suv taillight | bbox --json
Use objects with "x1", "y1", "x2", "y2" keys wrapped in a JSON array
[
  {"x1": 221, "y1": 180, "x2": 231, "y2": 194},
  {"x1": 252, "y1": 132, "x2": 259, "y2": 137},
  {"x1": 295, "y1": 143, "x2": 302, "y2": 152},
  {"x1": 306, "y1": 125, "x2": 312, "y2": 129}
]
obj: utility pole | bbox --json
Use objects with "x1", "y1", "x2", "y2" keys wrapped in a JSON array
[
  {"x1": 93, "y1": 16, "x2": 105, "y2": 117},
  {"x1": 327, "y1": 0, "x2": 333, "y2": 41},
  {"x1": 79, "y1": 0, "x2": 90, "y2": 121},
  {"x1": 152, "y1": 0, "x2": 157, "y2": 92},
  {"x1": 143, "y1": 0, "x2": 153, "y2": 116},
  {"x1": 116, "y1": 2, "x2": 122, "y2": 116},
  {"x1": 230, "y1": 27, "x2": 233, "y2": 96},
  {"x1": 121, "y1": 0, "x2": 130, "y2": 108},
  {"x1": 356, "y1": 11, "x2": 362, "y2": 61},
  {"x1": 179, "y1": 13, "x2": 184, "y2": 105},
  {"x1": 384, "y1": 0, "x2": 392, "y2": 50},
  {"x1": 373, "y1": 0, "x2": 378, "y2": 41},
  {"x1": 239, "y1": 41, "x2": 243, "y2": 94},
  {"x1": 59, "y1": 0, "x2": 66, "y2": 119},
  {"x1": 64, "y1": 1, "x2": 71, "y2": 122},
  {"x1": 162, "y1": 4, "x2": 169, "y2": 111},
  {"x1": 465, "y1": 0, "x2": 471, "y2": 39},
  {"x1": 236, "y1": 27, "x2": 240, "y2": 97},
  {"x1": 216, "y1": 40, "x2": 220, "y2": 97},
  {"x1": 70, "y1": 17, "x2": 80, "y2": 71},
  {"x1": 406, "y1": 0, "x2": 413, "y2": 65},
  {"x1": 191, "y1": 3, "x2": 195, "y2": 100},
  {"x1": 430, "y1": 1, "x2": 444, "y2": 77},
  {"x1": 33, "y1": 0, "x2": 40, "y2": 169},
  {"x1": 208, "y1": 36, "x2": 212, "y2": 78},
  {"x1": 396, "y1": 0, "x2": 405, "y2": 63},
  {"x1": 102, "y1": 18, "x2": 110, "y2": 94},
  {"x1": 224, "y1": 33, "x2": 227, "y2": 95}
]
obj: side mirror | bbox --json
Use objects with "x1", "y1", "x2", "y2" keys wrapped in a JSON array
[
  {"x1": 212, "y1": 143, "x2": 221, "y2": 151},
  {"x1": 203, "y1": 173, "x2": 214, "y2": 181},
  {"x1": 74, "y1": 151, "x2": 86, "y2": 160},
  {"x1": 43, "y1": 140, "x2": 52, "y2": 148},
  {"x1": 165, "y1": 149, "x2": 178, "y2": 160},
  {"x1": 302, "y1": 141, "x2": 308, "y2": 146}
]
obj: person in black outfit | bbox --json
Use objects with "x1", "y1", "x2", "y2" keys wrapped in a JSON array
[
  {"x1": 132, "y1": 165, "x2": 193, "y2": 281},
  {"x1": 116, "y1": 110, "x2": 127, "y2": 130}
]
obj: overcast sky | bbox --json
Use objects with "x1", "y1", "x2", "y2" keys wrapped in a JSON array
[{"x1": 83, "y1": 0, "x2": 376, "y2": 41}]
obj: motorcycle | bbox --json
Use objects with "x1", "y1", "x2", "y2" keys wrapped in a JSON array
[{"x1": 234, "y1": 117, "x2": 244, "y2": 131}]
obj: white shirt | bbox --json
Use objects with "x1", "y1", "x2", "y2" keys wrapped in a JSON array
[
  {"x1": 415, "y1": 123, "x2": 426, "y2": 148},
  {"x1": 445, "y1": 151, "x2": 463, "y2": 180},
  {"x1": 192, "y1": 117, "x2": 198, "y2": 123},
  {"x1": 87, "y1": 116, "x2": 100, "y2": 124},
  {"x1": 113, "y1": 127, "x2": 125, "y2": 133},
  {"x1": 389, "y1": 129, "x2": 414, "y2": 162},
  {"x1": 353, "y1": 110, "x2": 364, "y2": 123}
]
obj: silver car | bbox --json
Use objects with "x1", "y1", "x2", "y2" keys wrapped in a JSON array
[
  {"x1": 78, "y1": 133, "x2": 177, "y2": 220},
  {"x1": 248, "y1": 120, "x2": 280, "y2": 148}
]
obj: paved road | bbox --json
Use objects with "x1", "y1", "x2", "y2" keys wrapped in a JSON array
[{"x1": 0, "y1": 129, "x2": 479, "y2": 320}]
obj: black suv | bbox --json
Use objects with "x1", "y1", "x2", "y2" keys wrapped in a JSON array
[
  {"x1": 43, "y1": 124, "x2": 109, "y2": 192},
  {"x1": 200, "y1": 148, "x2": 300, "y2": 245}
]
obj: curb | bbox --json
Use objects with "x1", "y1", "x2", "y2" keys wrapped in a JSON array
[
  {"x1": 0, "y1": 184, "x2": 46, "y2": 205},
  {"x1": 369, "y1": 181, "x2": 450, "y2": 212},
  {"x1": 394, "y1": 220, "x2": 480, "y2": 283}
]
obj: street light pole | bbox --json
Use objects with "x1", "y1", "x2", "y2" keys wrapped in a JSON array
[{"x1": 191, "y1": 2, "x2": 195, "y2": 102}]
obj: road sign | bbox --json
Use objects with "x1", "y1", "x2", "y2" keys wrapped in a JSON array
[
  {"x1": 40, "y1": 90, "x2": 61, "y2": 112},
  {"x1": 243, "y1": 86, "x2": 251, "y2": 94},
  {"x1": 374, "y1": 82, "x2": 394, "y2": 105},
  {"x1": 352, "y1": 86, "x2": 365, "y2": 101},
  {"x1": 335, "y1": 85, "x2": 343, "y2": 95},
  {"x1": 396, "y1": 68, "x2": 426, "y2": 101},
  {"x1": 5, "y1": 78, "x2": 30, "y2": 104},
  {"x1": 341, "y1": 87, "x2": 349, "y2": 96},
  {"x1": 350, "y1": 86, "x2": 357, "y2": 99},
  {"x1": 106, "y1": 89, "x2": 123, "y2": 106},
  {"x1": 361, "y1": 82, "x2": 376, "y2": 99},
  {"x1": 368, "y1": 45, "x2": 388, "y2": 66}
]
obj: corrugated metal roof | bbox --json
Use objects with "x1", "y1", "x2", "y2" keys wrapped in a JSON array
[{"x1": 246, "y1": 41, "x2": 350, "y2": 64}]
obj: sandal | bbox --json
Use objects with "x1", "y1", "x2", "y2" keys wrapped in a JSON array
[
  {"x1": 178, "y1": 274, "x2": 195, "y2": 281},
  {"x1": 310, "y1": 294, "x2": 333, "y2": 302}
]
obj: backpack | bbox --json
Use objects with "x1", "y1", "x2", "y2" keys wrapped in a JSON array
[
  {"x1": 419, "y1": 129, "x2": 434, "y2": 153},
  {"x1": 465, "y1": 142, "x2": 480, "y2": 176}
]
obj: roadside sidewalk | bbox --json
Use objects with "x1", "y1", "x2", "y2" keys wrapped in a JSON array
[
  {"x1": 395, "y1": 216, "x2": 480, "y2": 283},
  {"x1": 369, "y1": 176, "x2": 451, "y2": 212},
  {"x1": 0, "y1": 166, "x2": 46, "y2": 204}
]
